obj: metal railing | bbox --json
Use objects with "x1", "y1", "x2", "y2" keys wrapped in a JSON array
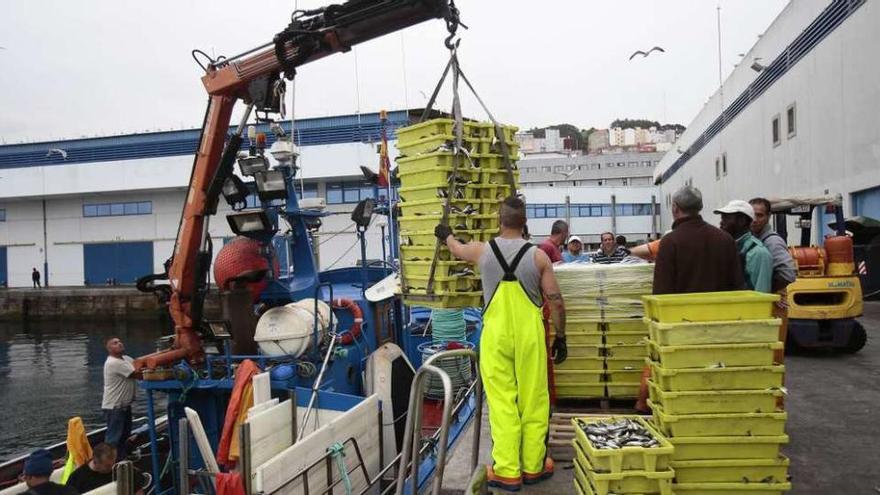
[
  {"x1": 182, "y1": 349, "x2": 483, "y2": 495},
  {"x1": 395, "y1": 348, "x2": 483, "y2": 495}
]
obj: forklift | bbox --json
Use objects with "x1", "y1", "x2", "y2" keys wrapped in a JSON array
[{"x1": 771, "y1": 195, "x2": 867, "y2": 353}]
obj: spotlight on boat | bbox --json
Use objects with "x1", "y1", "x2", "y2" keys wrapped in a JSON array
[
  {"x1": 254, "y1": 169, "x2": 288, "y2": 201},
  {"x1": 227, "y1": 210, "x2": 275, "y2": 236},
  {"x1": 221, "y1": 175, "x2": 250, "y2": 207},
  {"x1": 237, "y1": 155, "x2": 269, "y2": 176}
]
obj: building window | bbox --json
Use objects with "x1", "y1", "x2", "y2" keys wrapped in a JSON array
[
  {"x1": 622, "y1": 178, "x2": 629, "y2": 186},
  {"x1": 715, "y1": 158, "x2": 721, "y2": 180},
  {"x1": 772, "y1": 114, "x2": 781, "y2": 146},
  {"x1": 786, "y1": 103, "x2": 796, "y2": 138},
  {"x1": 722, "y1": 153, "x2": 728, "y2": 176},
  {"x1": 628, "y1": 162, "x2": 638, "y2": 167},
  {"x1": 592, "y1": 163, "x2": 600, "y2": 169},
  {"x1": 299, "y1": 183, "x2": 319, "y2": 199},
  {"x1": 0, "y1": 209, "x2": 5, "y2": 222},
  {"x1": 642, "y1": 161, "x2": 652, "y2": 167},
  {"x1": 541, "y1": 166, "x2": 552, "y2": 172},
  {"x1": 326, "y1": 181, "x2": 374, "y2": 204},
  {"x1": 616, "y1": 162, "x2": 624, "y2": 167},
  {"x1": 83, "y1": 201, "x2": 151, "y2": 217}
]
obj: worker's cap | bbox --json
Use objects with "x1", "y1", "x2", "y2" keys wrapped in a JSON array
[
  {"x1": 566, "y1": 235, "x2": 583, "y2": 244},
  {"x1": 23, "y1": 449, "x2": 53, "y2": 476},
  {"x1": 713, "y1": 200, "x2": 755, "y2": 220}
]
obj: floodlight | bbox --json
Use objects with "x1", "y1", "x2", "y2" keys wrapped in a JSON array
[
  {"x1": 351, "y1": 198, "x2": 376, "y2": 228},
  {"x1": 221, "y1": 175, "x2": 250, "y2": 206},
  {"x1": 750, "y1": 59, "x2": 766, "y2": 72},
  {"x1": 254, "y1": 169, "x2": 288, "y2": 201},
  {"x1": 227, "y1": 210, "x2": 275, "y2": 236},
  {"x1": 237, "y1": 155, "x2": 269, "y2": 176}
]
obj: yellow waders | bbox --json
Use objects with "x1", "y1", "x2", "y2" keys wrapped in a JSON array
[{"x1": 481, "y1": 241, "x2": 550, "y2": 479}]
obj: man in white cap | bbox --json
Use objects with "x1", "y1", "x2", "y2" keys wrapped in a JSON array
[
  {"x1": 562, "y1": 235, "x2": 590, "y2": 263},
  {"x1": 715, "y1": 200, "x2": 773, "y2": 293}
]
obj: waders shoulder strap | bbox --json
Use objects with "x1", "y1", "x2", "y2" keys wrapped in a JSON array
[{"x1": 489, "y1": 239, "x2": 533, "y2": 281}]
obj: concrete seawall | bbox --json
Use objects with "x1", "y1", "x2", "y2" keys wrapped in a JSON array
[{"x1": 0, "y1": 287, "x2": 220, "y2": 320}]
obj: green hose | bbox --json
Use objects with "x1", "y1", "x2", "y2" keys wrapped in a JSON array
[{"x1": 431, "y1": 309, "x2": 466, "y2": 343}]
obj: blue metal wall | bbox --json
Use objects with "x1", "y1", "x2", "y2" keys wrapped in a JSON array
[
  {"x1": 0, "y1": 247, "x2": 6, "y2": 287},
  {"x1": 83, "y1": 242, "x2": 153, "y2": 285},
  {"x1": 0, "y1": 110, "x2": 412, "y2": 170},
  {"x1": 853, "y1": 185, "x2": 880, "y2": 220}
]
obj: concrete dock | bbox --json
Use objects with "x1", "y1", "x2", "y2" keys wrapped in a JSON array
[
  {"x1": 440, "y1": 301, "x2": 880, "y2": 494},
  {"x1": 0, "y1": 286, "x2": 219, "y2": 319}
]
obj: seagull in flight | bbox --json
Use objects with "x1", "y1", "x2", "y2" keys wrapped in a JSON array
[
  {"x1": 46, "y1": 148, "x2": 68, "y2": 159},
  {"x1": 629, "y1": 46, "x2": 665, "y2": 60}
]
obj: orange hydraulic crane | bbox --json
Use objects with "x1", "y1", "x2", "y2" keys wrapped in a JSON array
[{"x1": 135, "y1": 0, "x2": 458, "y2": 370}]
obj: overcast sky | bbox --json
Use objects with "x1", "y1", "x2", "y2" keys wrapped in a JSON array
[{"x1": 0, "y1": 0, "x2": 788, "y2": 144}]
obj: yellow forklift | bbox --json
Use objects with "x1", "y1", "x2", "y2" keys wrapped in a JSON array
[{"x1": 771, "y1": 196, "x2": 866, "y2": 352}]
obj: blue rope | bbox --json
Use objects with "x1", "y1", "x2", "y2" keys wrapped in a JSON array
[{"x1": 327, "y1": 442, "x2": 352, "y2": 495}]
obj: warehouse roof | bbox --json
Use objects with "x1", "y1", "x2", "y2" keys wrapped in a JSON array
[{"x1": 0, "y1": 110, "x2": 413, "y2": 170}]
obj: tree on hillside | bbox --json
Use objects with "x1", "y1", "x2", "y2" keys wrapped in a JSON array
[
  {"x1": 611, "y1": 118, "x2": 660, "y2": 129},
  {"x1": 528, "y1": 124, "x2": 586, "y2": 150}
]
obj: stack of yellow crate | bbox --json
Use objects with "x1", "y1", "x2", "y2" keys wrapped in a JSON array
[
  {"x1": 553, "y1": 263, "x2": 653, "y2": 399},
  {"x1": 396, "y1": 118, "x2": 519, "y2": 309},
  {"x1": 642, "y1": 291, "x2": 792, "y2": 495},
  {"x1": 571, "y1": 415, "x2": 675, "y2": 495}
]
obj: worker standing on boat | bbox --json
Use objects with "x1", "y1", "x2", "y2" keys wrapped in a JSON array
[
  {"x1": 102, "y1": 337, "x2": 141, "y2": 461},
  {"x1": 436, "y1": 196, "x2": 567, "y2": 492}
]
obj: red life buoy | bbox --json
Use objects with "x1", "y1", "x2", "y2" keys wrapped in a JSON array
[{"x1": 332, "y1": 298, "x2": 363, "y2": 345}]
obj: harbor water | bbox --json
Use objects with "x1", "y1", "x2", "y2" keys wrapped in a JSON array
[{"x1": 0, "y1": 319, "x2": 165, "y2": 462}]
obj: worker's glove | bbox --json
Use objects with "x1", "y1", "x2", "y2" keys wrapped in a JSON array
[
  {"x1": 551, "y1": 336, "x2": 568, "y2": 365},
  {"x1": 434, "y1": 224, "x2": 453, "y2": 242}
]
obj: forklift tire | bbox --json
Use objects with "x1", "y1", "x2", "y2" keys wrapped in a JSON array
[{"x1": 842, "y1": 321, "x2": 867, "y2": 354}]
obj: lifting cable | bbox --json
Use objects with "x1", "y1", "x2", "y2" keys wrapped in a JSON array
[{"x1": 417, "y1": 12, "x2": 517, "y2": 296}]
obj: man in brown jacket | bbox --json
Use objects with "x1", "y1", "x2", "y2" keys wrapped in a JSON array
[
  {"x1": 637, "y1": 185, "x2": 744, "y2": 412},
  {"x1": 652, "y1": 185, "x2": 745, "y2": 294}
]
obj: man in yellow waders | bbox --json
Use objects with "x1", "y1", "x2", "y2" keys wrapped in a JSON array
[{"x1": 436, "y1": 196, "x2": 568, "y2": 492}]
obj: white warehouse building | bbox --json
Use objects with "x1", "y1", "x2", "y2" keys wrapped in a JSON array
[
  {"x1": 655, "y1": 0, "x2": 880, "y2": 237},
  {"x1": 0, "y1": 109, "x2": 661, "y2": 288},
  {"x1": 0, "y1": 111, "x2": 411, "y2": 288}
]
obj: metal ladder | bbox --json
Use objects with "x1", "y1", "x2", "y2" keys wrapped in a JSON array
[{"x1": 394, "y1": 348, "x2": 483, "y2": 495}]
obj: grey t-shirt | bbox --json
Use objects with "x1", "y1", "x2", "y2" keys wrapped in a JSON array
[
  {"x1": 479, "y1": 237, "x2": 543, "y2": 307},
  {"x1": 757, "y1": 225, "x2": 797, "y2": 286},
  {"x1": 102, "y1": 356, "x2": 137, "y2": 409}
]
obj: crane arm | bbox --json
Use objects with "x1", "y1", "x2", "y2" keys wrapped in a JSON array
[{"x1": 135, "y1": 0, "x2": 454, "y2": 370}]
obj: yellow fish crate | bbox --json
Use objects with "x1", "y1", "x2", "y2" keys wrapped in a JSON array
[
  {"x1": 648, "y1": 380, "x2": 784, "y2": 415},
  {"x1": 649, "y1": 401, "x2": 787, "y2": 437},
  {"x1": 648, "y1": 361, "x2": 786, "y2": 392},
  {"x1": 642, "y1": 291, "x2": 779, "y2": 323}
]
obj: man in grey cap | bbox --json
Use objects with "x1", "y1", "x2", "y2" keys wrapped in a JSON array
[{"x1": 715, "y1": 200, "x2": 773, "y2": 293}]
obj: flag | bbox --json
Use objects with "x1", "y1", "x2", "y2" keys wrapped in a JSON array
[{"x1": 377, "y1": 110, "x2": 390, "y2": 187}]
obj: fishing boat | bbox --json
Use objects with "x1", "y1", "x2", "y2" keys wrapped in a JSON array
[{"x1": 1, "y1": 1, "x2": 485, "y2": 494}]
